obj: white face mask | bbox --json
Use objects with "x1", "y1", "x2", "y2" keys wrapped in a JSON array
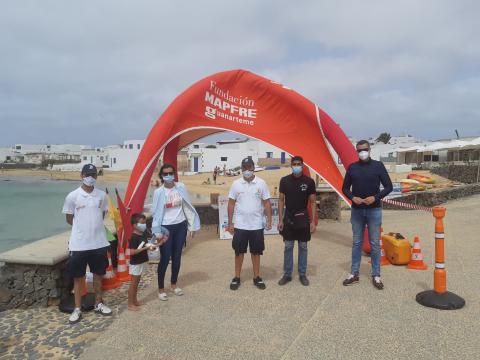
[
  {"x1": 136, "y1": 223, "x2": 147, "y2": 232},
  {"x1": 242, "y1": 170, "x2": 254, "y2": 179},
  {"x1": 82, "y1": 176, "x2": 96, "y2": 187},
  {"x1": 358, "y1": 151, "x2": 369, "y2": 161}
]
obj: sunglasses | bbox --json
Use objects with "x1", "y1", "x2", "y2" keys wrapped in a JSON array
[
  {"x1": 356, "y1": 148, "x2": 369, "y2": 153},
  {"x1": 162, "y1": 172, "x2": 174, "y2": 176}
]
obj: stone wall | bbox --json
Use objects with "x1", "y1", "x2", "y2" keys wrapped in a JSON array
[
  {"x1": 431, "y1": 165, "x2": 480, "y2": 184},
  {"x1": 195, "y1": 197, "x2": 341, "y2": 224},
  {"x1": 195, "y1": 204, "x2": 219, "y2": 225},
  {"x1": 0, "y1": 260, "x2": 70, "y2": 311},
  {"x1": 317, "y1": 192, "x2": 341, "y2": 220},
  {"x1": 382, "y1": 183, "x2": 480, "y2": 210}
]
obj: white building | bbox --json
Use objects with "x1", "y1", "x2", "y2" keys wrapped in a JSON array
[
  {"x1": 23, "y1": 153, "x2": 45, "y2": 165},
  {"x1": 369, "y1": 135, "x2": 428, "y2": 162},
  {"x1": 104, "y1": 140, "x2": 145, "y2": 171},
  {"x1": 13, "y1": 144, "x2": 47, "y2": 154},
  {"x1": 186, "y1": 138, "x2": 287, "y2": 173},
  {"x1": 80, "y1": 147, "x2": 109, "y2": 167},
  {"x1": 396, "y1": 136, "x2": 480, "y2": 167},
  {"x1": 0, "y1": 147, "x2": 15, "y2": 162}
]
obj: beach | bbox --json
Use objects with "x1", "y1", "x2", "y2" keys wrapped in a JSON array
[{"x1": 2, "y1": 167, "x2": 453, "y2": 199}]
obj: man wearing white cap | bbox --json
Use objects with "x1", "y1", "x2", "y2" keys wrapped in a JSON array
[
  {"x1": 226, "y1": 158, "x2": 272, "y2": 290},
  {"x1": 62, "y1": 164, "x2": 113, "y2": 323}
]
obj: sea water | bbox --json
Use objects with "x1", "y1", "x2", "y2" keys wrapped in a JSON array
[
  {"x1": 0, "y1": 177, "x2": 128, "y2": 253},
  {"x1": 0, "y1": 176, "x2": 209, "y2": 253}
]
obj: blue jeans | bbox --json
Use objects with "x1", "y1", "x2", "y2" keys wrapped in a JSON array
[
  {"x1": 283, "y1": 241, "x2": 308, "y2": 276},
  {"x1": 350, "y1": 207, "x2": 382, "y2": 277},
  {"x1": 157, "y1": 221, "x2": 188, "y2": 289}
]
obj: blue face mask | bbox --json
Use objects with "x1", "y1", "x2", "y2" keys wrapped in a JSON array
[
  {"x1": 292, "y1": 165, "x2": 303, "y2": 174},
  {"x1": 242, "y1": 170, "x2": 254, "y2": 179},
  {"x1": 163, "y1": 175, "x2": 174, "y2": 183},
  {"x1": 136, "y1": 223, "x2": 147, "y2": 232}
]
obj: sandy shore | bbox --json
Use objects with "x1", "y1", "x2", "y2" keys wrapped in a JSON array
[{"x1": 1, "y1": 167, "x2": 453, "y2": 198}]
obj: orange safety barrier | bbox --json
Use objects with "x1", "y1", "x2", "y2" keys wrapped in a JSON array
[
  {"x1": 415, "y1": 207, "x2": 465, "y2": 310},
  {"x1": 407, "y1": 236, "x2": 428, "y2": 270}
]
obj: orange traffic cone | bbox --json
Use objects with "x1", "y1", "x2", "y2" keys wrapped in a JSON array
[
  {"x1": 125, "y1": 244, "x2": 131, "y2": 267},
  {"x1": 369, "y1": 227, "x2": 390, "y2": 266},
  {"x1": 407, "y1": 236, "x2": 428, "y2": 270},
  {"x1": 362, "y1": 226, "x2": 371, "y2": 254},
  {"x1": 79, "y1": 277, "x2": 88, "y2": 296},
  {"x1": 116, "y1": 245, "x2": 131, "y2": 282},
  {"x1": 102, "y1": 251, "x2": 120, "y2": 290},
  {"x1": 379, "y1": 227, "x2": 390, "y2": 266}
]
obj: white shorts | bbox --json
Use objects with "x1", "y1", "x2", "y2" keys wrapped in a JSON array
[{"x1": 129, "y1": 263, "x2": 147, "y2": 276}]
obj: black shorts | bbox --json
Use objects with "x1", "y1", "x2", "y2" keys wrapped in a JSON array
[
  {"x1": 232, "y1": 229, "x2": 265, "y2": 256},
  {"x1": 67, "y1": 246, "x2": 109, "y2": 278}
]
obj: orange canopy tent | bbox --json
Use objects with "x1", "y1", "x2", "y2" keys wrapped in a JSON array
[{"x1": 120, "y1": 69, "x2": 357, "y2": 243}]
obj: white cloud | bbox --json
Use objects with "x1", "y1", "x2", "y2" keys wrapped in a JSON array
[{"x1": 0, "y1": 0, "x2": 479, "y2": 146}]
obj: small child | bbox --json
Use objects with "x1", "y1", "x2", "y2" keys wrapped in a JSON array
[{"x1": 128, "y1": 213, "x2": 167, "y2": 311}]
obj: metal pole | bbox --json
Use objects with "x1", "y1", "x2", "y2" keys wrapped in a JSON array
[{"x1": 416, "y1": 207, "x2": 465, "y2": 309}]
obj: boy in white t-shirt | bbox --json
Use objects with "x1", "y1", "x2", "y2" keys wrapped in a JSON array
[{"x1": 226, "y1": 158, "x2": 272, "y2": 291}]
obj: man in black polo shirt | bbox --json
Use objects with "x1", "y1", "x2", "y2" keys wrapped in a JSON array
[
  {"x1": 342, "y1": 140, "x2": 393, "y2": 290},
  {"x1": 277, "y1": 156, "x2": 317, "y2": 286}
]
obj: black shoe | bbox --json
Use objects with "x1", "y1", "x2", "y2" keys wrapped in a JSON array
[
  {"x1": 372, "y1": 276, "x2": 384, "y2": 290},
  {"x1": 278, "y1": 275, "x2": 292, "y2": 286},
  {"x1": 230, "y1": 277, "x2": 241, "y2": 290},
  {"x1": 342, "y1": 274, "x2": 359, "y2": 286},
  {"x1": 253, "y1": 277, "x2": 266, "y2": 290},
  {"x1": 299, "y1": 275, "x2": 310, "y2": 286}
]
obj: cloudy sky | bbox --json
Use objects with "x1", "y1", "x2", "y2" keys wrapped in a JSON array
[{"x1": 0, "y1": 1, "x2": 479, "y2": 147}]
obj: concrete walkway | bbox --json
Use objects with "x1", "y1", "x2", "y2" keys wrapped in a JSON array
[{"x1": 80, "y1": 195, "x2": 480, "y2": 360}]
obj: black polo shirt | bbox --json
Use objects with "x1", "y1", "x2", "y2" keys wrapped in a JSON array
[{"x1": 279, "y1": 174, "x2": 316, "y2": 213}]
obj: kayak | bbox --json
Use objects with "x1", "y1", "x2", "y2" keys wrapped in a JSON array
[
  {"x1": 401, "y1": 183, "x2": 426, "y2": 193},
  {"x1": 407, "y1": 173, "x2": 435, "y2": 184},
  {"x1": 400, "y1": 178, "x2": 420, "y2": 184}
]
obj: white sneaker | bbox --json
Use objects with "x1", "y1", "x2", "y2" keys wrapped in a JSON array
[
  {"x1": 158, "y1": 292, "x2": 168, "y2": 301},
  {"x1": 173, "y1": 288, "x2": 184, "y2": 296},
  {"x1": 94, "y1": 302, "x2": 112, "y2": 316},
  {"x1": 69, "y1": 308, "x2": 82, "y2": 324}
]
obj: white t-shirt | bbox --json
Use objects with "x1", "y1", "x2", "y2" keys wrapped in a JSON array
[
  {"x1": 62, "y1": 187, "x2": 109, "y2": 251},
  {"x1": 162, "y1": 187, "x2": 186, "y2": 225},
  {"x1": 228, "y1": 176, "x2": 271, "y2": 230}
]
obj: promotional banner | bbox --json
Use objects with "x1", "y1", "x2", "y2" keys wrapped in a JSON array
[
  {"x1": 218, "y1": 196, "x2": 232, "y2": 240},
  {"x1": 264, "y1": 198, "x2": 280, "y2": 235},
  {"x1": 218, "y1": 196, "x2": 280, "y2": 240},
  {"x1": 120, "y1": 69, "x2": 357, "y2": 242}
]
